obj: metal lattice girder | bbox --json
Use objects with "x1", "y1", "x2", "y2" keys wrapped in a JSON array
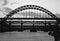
[
  {"x1": 0, "y1": 5, "x2": 57, "y2": 28},
  {"x1": 3, "y1": 5, "x2": 57, "y2": 19}
]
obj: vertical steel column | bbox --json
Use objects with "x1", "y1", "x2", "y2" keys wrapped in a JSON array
[
  {"x1": 20, "y1": 20, "x2": 23, "y2": 31},
  {"x1": 33, "y1": 21, "x2": 34, "y2": 30},
  {"x1": 45, "y1": 20, "x2": 46, "y2": 28},
  {"x1": 56, "y1": 19, "x2": 58, "y2": 30}
]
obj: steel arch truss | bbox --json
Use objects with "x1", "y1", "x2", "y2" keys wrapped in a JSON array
[{"x1": 4, "y1": 5, "x2": 57, "y2": 19}]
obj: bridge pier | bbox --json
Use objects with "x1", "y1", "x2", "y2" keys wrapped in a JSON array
[{"x1": 54, "y1": 19, "x2": 60, "y2": 41}]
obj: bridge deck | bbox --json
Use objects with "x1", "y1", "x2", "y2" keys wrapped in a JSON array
[{"x1": 0, "y1": 18, "x2": 60, "y2": 31}]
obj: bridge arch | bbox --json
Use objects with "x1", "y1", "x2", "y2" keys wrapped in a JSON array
[
  {"x1": 4, "y1": 5, "x2": 57, "y2": 19},
  {"x1": 0, "y1": 5, "x2": 58, "y2": 32}
]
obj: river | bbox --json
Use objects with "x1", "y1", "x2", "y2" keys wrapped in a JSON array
[{"x1": 0, "y1": 30, "x2": 54, "y2": 41}]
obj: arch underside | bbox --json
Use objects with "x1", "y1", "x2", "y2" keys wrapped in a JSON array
[{"x1": 4, "y1": 5, "x2": 57, "y2": 19}]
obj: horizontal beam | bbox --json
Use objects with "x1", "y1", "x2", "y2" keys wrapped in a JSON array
[{"x1": 0, "y1": 18, "x2": 59, "y2": 20}]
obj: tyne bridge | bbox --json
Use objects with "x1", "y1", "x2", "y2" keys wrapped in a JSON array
[{"x1": 0, "y1": 5, "x2": 60, "y2": 32}]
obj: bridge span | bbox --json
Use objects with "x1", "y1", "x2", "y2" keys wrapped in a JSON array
[
  {"x1": 0, "y1": 5, "x2": 60, "y2": 41},
  {"x1": 0, "y1": 5, "x2": 60, "y2": 31}
]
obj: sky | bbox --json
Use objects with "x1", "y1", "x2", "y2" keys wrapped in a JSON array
[{"x1": 0, "y1": 0, "x2": 60, "y2": 17}]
